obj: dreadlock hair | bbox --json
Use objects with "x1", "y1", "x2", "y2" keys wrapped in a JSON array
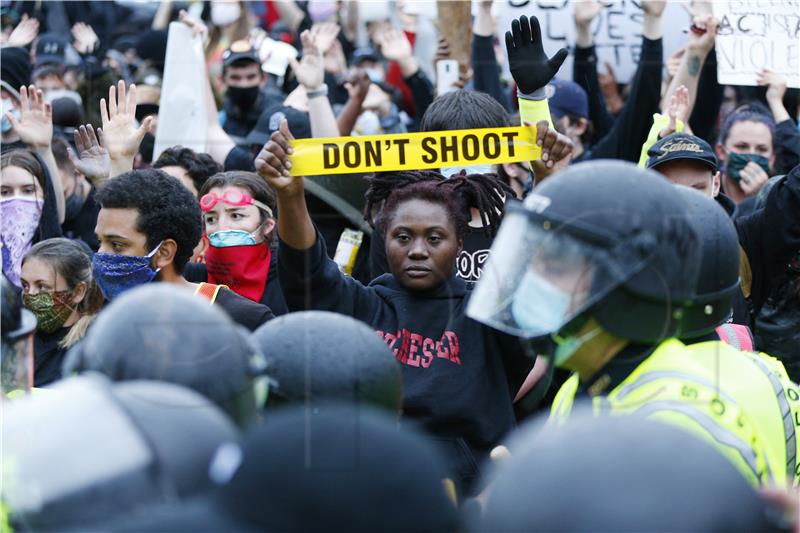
[{"x1": 366, "y1": 170, "x2": 513, "y2": 240}]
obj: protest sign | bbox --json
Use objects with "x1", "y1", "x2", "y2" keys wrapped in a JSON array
[
  {"x1": 288, "y1": 126, "x2": 542, "y2": 176},
  {"x1": 495, "y1": 0, "x2": 688, "y2": 83},
  {"x1": 714, "y1": 1, "x2": 800, "y2": 88},
  {"x1": 153, "y1": 22, "x2": 208, "y2": 160}
]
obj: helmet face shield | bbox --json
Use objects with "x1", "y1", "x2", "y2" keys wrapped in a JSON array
[{"x1": 467, "y1": 207, "x2": 653, "y2": 339}]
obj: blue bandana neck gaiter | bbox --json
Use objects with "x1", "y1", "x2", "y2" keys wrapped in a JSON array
[{"x1": 91, "y1": 242, "x2": 163, "y2": 300}]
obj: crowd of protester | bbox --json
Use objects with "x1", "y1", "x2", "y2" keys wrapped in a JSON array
[{"x1": 1, "y1": 0, "x2": 799, "y2": 530}]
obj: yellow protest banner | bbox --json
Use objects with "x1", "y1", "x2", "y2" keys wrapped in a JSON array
[{"x1": 288, "y1": 126, "x2": 542, "y2": 176}]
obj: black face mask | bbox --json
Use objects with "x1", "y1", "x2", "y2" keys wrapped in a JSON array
[{"x1": 227, "y1": 85, "x2": 260, "y2": 110}]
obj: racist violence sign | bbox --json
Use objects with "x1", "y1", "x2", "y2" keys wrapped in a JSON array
[{"x1": 713, "y1": 0, "x2": 800, "y2": 88}]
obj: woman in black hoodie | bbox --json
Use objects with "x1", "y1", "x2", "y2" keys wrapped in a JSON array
[{"x1": 257, "y1": 121, "x2": 535, "y2": 494}]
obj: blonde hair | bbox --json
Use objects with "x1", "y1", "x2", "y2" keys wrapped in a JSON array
[{"x1": 22, "y1": 238, "x2": 104, "y2": 348}]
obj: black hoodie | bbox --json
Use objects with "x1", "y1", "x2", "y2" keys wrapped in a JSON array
[{"x1": 279, "y1": 231, "x2": 533, "y2": 491}]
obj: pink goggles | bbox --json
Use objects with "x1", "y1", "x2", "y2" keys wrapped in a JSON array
[{"x1": 200, "y1": 190, "x2": 273, "y2": 217}]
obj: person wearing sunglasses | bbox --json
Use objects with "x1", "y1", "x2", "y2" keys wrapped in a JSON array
[
  {"x1": 92, "y1": 168, "x2": 275, "y2": 331},
  {"x1": 186, "y1": 171, "x2": 287, "y2": 316}
]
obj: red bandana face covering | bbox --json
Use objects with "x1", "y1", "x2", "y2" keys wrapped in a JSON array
[{"x1": 204, "y1": 243, "x2": 271, "y2": 302}]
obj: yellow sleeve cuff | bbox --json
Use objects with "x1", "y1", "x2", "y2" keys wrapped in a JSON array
[
  {"x1": 518, "y1": 97, "x2": 553, "y2": 129},
  {"x1": 638, "y1": 113, "x2": 685, "y2": 168}
]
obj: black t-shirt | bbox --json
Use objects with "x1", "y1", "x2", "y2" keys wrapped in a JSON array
[
  {"x1": 370, "y1": 225, "x2": 495, "y2": 286},
  {"x1": 62, "y1": 185, "x2": 101, "y2": 250},
  {"x1": 213, "y1": 286, "x2": 275, "y2": 331},
  {"x1": 33, "y1": 327, "x2": 69, "y2": 387},
  {"x1": 183, "y1": 251, "x2": 288, "y2": 316}
]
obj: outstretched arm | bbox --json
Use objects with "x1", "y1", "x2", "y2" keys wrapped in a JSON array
[
  {"x1": 255, "y1": 120, "x2": 315, "y2": 251},
  {"x1": 6, "y1": 85, "x2": 64, "y2": 223},
  {"x1": 291, "y1": 28, "x2": 339, "y2": 138}
]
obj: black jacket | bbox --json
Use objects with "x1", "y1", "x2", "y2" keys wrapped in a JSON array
[
  {"x1": 33, "y1": 327, "x2": 69, "y2": 387},
  {"x1": 573, "y1": 37, "x2": 663, "y2": 163},
  {"x1": 736, "y1": 165, "x2": 800, "y2": 318},
  {"x1": 279, "y1": 231, "x2": 534, "y2": 489}
]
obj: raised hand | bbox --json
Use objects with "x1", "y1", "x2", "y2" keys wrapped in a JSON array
[
  {"x1": 6, "y1": 85, "x2": 52, "y2": 149},
  {"x1": 757, "y1": 69, "x2": 790, "y2": 123},
  {"x1": 289, "y1": 30, "x2": 324, "y2": 90},
  {"x1": 376, "y1": 27, "x2": 413, "y2": 62},
  {"x1": 739, "y1": 162, "x2": 769, "y2": 197},
  {"x1": 757, "y1": 69, "x2": 788, "y2": 105},
  {"x1": 641, "y1": 0, "x2": 667, "y2": 17},
  {"x1": 505, "y1": 15, "x2": 568, "y2": 95},
  {"x1": 598, "y1": 61, "x2": 623, "y2": 114},
  {"x1": 68, "y1": 125, "x2": 111, "y2": 185},
  {"x1": 71, "y1": 22, "x2": 99, "y2": 54},
  {"x1": 255, "y1": 119, "x2": 298, "y2": 193},
  {"x1": 574, "y1": 0, "x2": 605, "y2": 28},
  {"x1": 310, "y1": 21, "x2": 341, "y2": 53},
  {"x1": 178, "y1": 9, "x2": 209, "y2": 41},
  {"x1": 687, "y1": 14, "x2": 718, "y2": 55},
  {"x1": 5, "y1": 14, "x2": 39, "y2": 48},
  {"x1": 99, "y1": 81, "x2": 153, "y2": 173},
  {"x1": 344, "y1": 69, "x2": 372, "y2": 104},
  {"x1": 659, "y1": 85, "x2": 690, "y2": 138}
]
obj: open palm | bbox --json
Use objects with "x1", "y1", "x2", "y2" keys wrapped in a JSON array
[
  {"x1": 100, "y1": 80, "x2": 152, "y2": 161},
  {"x1": 7, "y1": 85, "x2": 52, "y2": 149},
  {"x1": 69, "y1": 124, "x2": 111, "y2": 184},
  {"x1": 290, "y1": 30, "x2": 324, "y2": 90}
]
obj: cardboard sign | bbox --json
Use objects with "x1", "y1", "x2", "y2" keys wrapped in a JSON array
[
  {"x1": 153, "y1": 22, "x2": 208, "y2": 160},
  {"x1": 495, "y1": 0, "x2": 689, "y2": 83},
  {"x1": 714, "y1": 1, "x2": 800, "y2": 88},
  {"x1": 288, "y1": 126, "x2": 542, "y2": 176}
]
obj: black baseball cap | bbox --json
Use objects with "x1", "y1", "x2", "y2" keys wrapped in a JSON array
[
  {"x1": 646, "y1": 132, "x2": 719, "y2": 173},
  {"x1": 351, "y1": 47, "x2": 380, "y2": 65},
  {"x1": 244, "y1": 103, "x2": 311, "y2": 146},
  {"x1": 222, "y1": 39, "x2": 260, "y2": 68},
  {"x1": 35, "y1": 33, "x2": 67, "y2": 67},
  {"x1": 102, "y1": 404, "x2": 459, "y2": 532}
]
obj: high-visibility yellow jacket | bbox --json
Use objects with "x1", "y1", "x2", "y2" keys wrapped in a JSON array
[
  {"x1": 550, "y1": 338, "x2": 773, "y2": 487},
  {"x1": 687, "y1": 340, "x2": 800, "y2": 487}
]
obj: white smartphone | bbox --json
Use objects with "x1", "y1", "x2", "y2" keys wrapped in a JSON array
[{"x1": 436, "y1": 59, "x2": 460, "y2": 95}]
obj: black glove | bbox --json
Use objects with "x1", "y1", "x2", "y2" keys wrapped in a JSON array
[{"x1": 505, "y1": 15, "x2": 568, "y2": 95}]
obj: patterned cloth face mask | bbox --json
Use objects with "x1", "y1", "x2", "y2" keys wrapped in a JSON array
[
  {"x1": 23, "y1": 289, "x2": 75, "y2": 333},
  {"x1": 1, "y1": 197, "x2": 43, "y2": 287},
  {"x1": 91, "y1": 242, "x2": 163, "y2": 300}
]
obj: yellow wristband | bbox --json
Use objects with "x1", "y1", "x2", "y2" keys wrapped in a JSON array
[{"x1": 518, "y1": 97, "x2": 554, "y2": 129}]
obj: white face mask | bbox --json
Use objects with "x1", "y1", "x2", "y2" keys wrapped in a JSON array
[
  {"x1": 440, "y1": 164, "x2": 494, "y2": 178},
  {"x1": 352, "y1": 110, "x2": 382, "y2": 136},
  {"x1": 211, "y1": 1, "x2": 242, "y2": 27}
]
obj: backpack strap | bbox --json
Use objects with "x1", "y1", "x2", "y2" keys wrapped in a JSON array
[
  {"x1": 716, "y1": 323, "x2": 755, "y2": 352},
  {"x1": 194, "y1": 282, "x2": 227, "y2": 305}
]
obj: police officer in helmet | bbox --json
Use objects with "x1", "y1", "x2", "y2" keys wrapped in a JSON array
[
  {"x1": 469, "y1": 160, "x2": 771, "y2": 486},
  {"x1": 673, "y1": 185, "x2": 800, "y2": 487}
]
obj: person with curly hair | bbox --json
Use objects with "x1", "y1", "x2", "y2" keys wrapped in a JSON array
[
  {"x1": 92, "y1": 168, "x2": 274, "y2": 330},
  {"x1": 257, "y1": 121, "x2": 535, "y2": 496}
]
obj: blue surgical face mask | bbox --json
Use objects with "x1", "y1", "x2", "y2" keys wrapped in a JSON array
[
  {"x1": 92, "y1": 242, "x2": 163, "y2": 300},
  {"x1": 208, "y1": 229, "x2": 260, "y2": 248},
  {"x1": 1, "y1": 98, "x2": 20, "y2": 134},
  {"x1": 511, "y1": 270, "x2": 572, "y2": 337}
]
